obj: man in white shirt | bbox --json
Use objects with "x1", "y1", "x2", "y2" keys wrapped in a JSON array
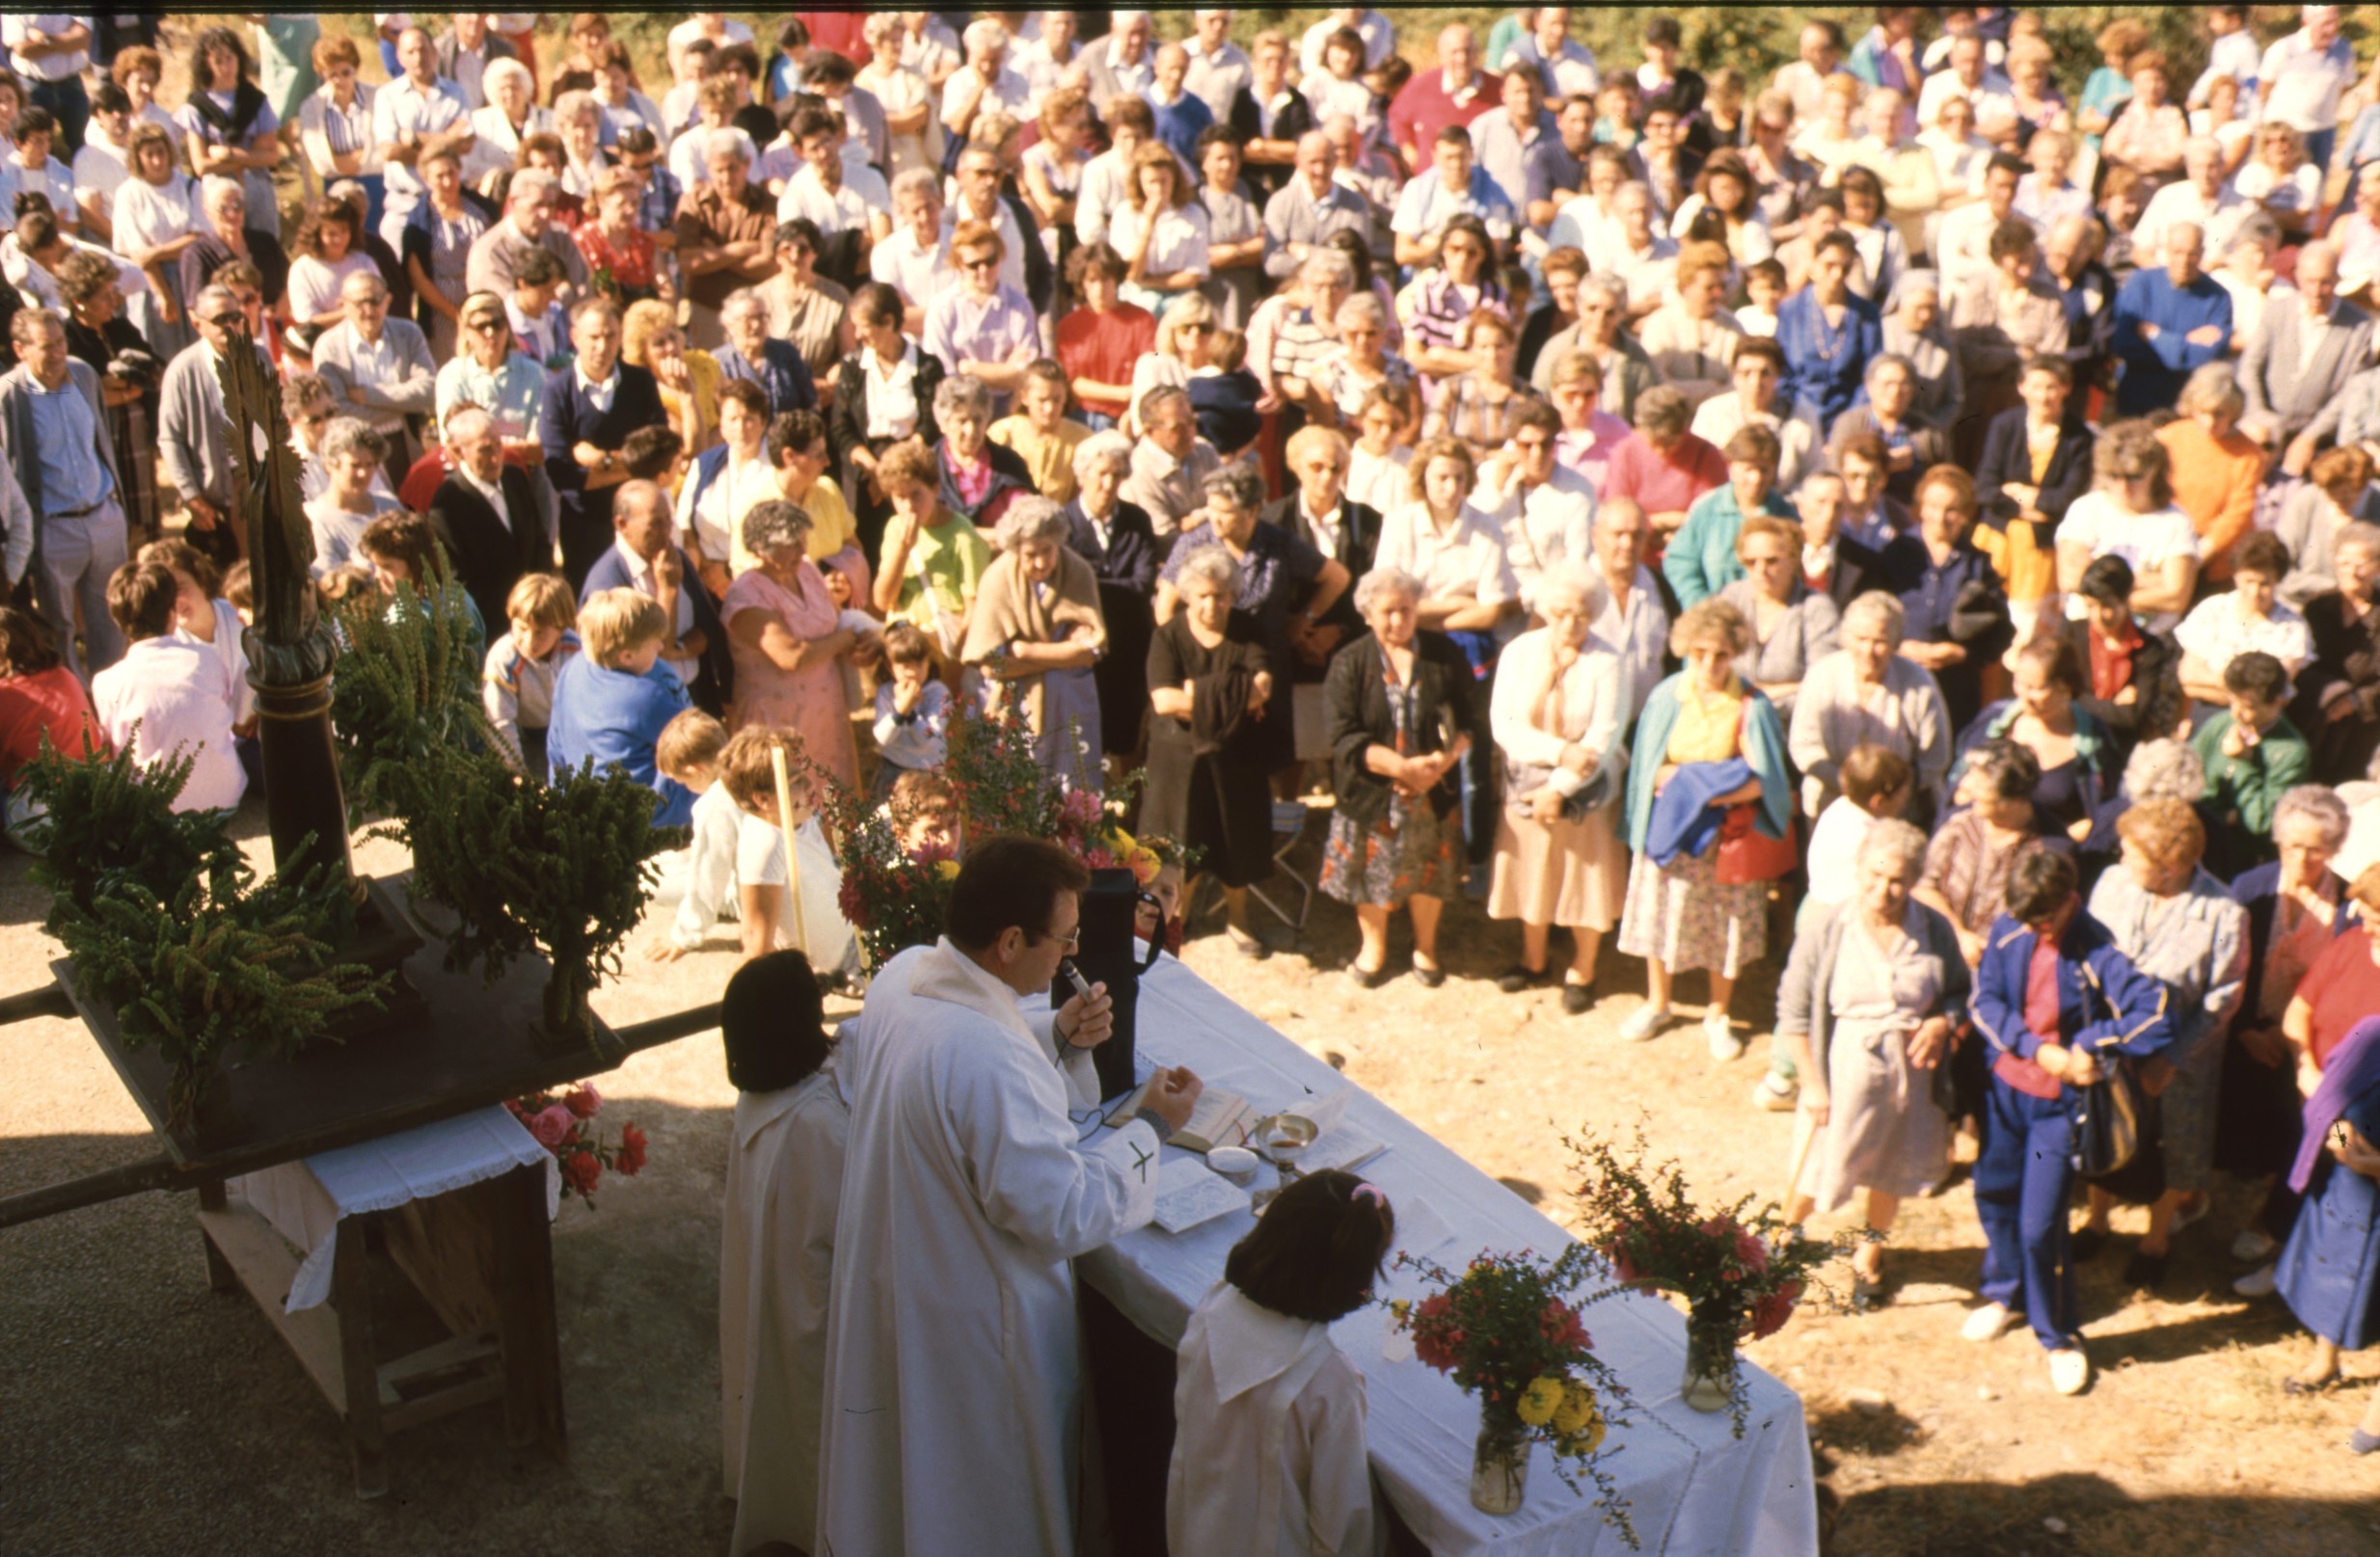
[
  {"x1": 70, "y1": 79, "x2": 128, "y2": 242},
  {"x1": 779, "y1": 105, "x2": 890, "y2": 265},
  {"x1": 371, "y1": 25, "x2": 474, "y2": 251},
  {"x1": 1084, "y1": 12, "x2": 1160, "y2": 112},
  {"x1": 2133, "y1": 137, "x2": 2252, "y2": 271},
  {"x1": 610, "y1": 479, "x2": 706, "y2": 687},
  {"x1": 1182, "y1": 11, "x2": 1252, "y2": 123},
  {"x1": 2, "y1": 14, "x2": 89, "y2": 153},
  {"x1": 313, "y1": 271, "x2": 437, "y2": 454},
  {"x1": 665, "y1": 13, "x2": 752, "y2": 80},
  {"x1": 942, "y1": 17, "x2": 1033, "y2": 150},
  {"x1": 1690, "y1": 341, "x2": 1824, "y2": 495},
  {"x1": 1012, "y1": 11, "x2": 1080, "y2": 121},
  {"x1": 1587, "y1": 183, "x2": 1678, "y2": 324},
  {"x1": 1392, "y1": 125, "x2": 1517, "y2": 267},
  {"x1": 1771, "y1": 21, "x2": 1848, "y2": 125},
  {"x1": 872, "y1": 168, "x2": 955, "y2": 336},
  {"x1": 1585, "y1": 497, "x2": 1668, "y2": 722},
  {"x1": 1298, "y1": 7, "x2": 1395, "y2": 79},
  {"x1": 946, "y1": 146, "x2": 1031, "y2": 306},
  {"x1": 2260, "y1": 3, "x2": 2358, "y2": 171},
  {"x1": 1934, "y1": 151, "x2": 2024, "y2": 298},
  {"x1": 1501, "y1": 7, "x2": 1601, "y2": 103},
  {"x1": 1473, "y1": 402, "x2": 1595, "y2": 616},
  {"x1": 1915, "y1": 36, "x2": 2015, "y2": 148}
]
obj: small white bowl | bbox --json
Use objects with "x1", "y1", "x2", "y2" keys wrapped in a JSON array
[{"x1": 1206, "y1": 1145, "x2": 1259, "y2": 1188}]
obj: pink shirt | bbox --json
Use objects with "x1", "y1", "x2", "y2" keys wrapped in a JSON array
[{"x1": 1600, "y1": 431, "x2": 1727, "y2": 533}]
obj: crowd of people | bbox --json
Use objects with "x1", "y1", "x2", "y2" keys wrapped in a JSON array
[{"x1": 13, "y1": 7, "x2": 2380, "y2": 1549}]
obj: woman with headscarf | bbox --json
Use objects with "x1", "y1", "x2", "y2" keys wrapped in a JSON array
[{"x1": 961, "y1": 497, "x2": 1107, "y2": 792}]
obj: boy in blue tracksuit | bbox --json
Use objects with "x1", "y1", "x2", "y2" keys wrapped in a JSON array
[{"x1": 1967, "y1": 844, "x2": 2174, "y2": 1395}]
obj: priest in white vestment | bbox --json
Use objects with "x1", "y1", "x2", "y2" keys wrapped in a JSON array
[
  {"x1": 816, "y1": 837, "x2": 1205, "y2": 1556},
  {"x1": 717, "y1": 951, "x2": 847, "y2": 1556}
]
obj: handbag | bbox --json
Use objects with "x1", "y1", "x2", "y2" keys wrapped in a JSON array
[
  {"x1": 1714, "y1": 804, "x2": 1797, "y2": 884},
  {"x1": 2072, "y1": 1056, "x2": 2152, "y2": 1179}
]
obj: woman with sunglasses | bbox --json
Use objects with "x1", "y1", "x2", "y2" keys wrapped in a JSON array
[{"x1": 436, "y1": 289, "x2": 549, "y2": 473}]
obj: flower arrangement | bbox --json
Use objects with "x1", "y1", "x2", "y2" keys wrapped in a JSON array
[
  {"x1": 1569, "y1": 1127, "x2": 1854, "y2": 1434},
  {"x1": 1387, "y1": 1245, "x2": 1636, "y2": 1538},
  {"x1": 815, "y1": 694, "x2": 1183, "y2": 971},
  {"x1": 504, "y1": 1084, "x2": 648, "y2": 1206}
]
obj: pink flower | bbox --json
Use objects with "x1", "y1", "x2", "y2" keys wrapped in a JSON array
[
  {"x1": 564, "y1": 1086, "x2": 601, "y2": 1119},
  {"x1": 527, "y1": 1105, "x2": 572, "y2": 1149},
  {"x1": 1734, "y1": 1228, "x2": 1771, "y2": 1275}
]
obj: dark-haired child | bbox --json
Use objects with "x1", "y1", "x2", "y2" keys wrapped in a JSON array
[
  {"x1": 1168, "y1": 1169, "x2": 1393, "y2": 1556},
  {"x1": 89, "y1": 561, "x2": 244, "y2": 815},
  {"x1": 717, "y1": 948, "x2": 849, "y2": 1557}
]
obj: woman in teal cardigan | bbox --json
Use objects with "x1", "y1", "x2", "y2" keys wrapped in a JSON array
[
  {"x1": 1661, "y1": 422, "x2": 1799, "y2": 607},
  {"x1": 1617, "y1": 597, "x2": 1796, "y2": 1055}
]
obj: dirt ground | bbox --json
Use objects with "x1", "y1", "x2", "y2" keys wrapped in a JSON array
[{"x1": 5, "y1": 818, "x2": 2380, "y2": 1557}]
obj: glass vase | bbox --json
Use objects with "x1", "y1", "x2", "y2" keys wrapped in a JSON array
[
  {"x1": 1681, "y1": 1302, "x2": 1741, "y2": 1413},
  {"x1": 1470, "y1": 1407, "x2": 1529, "y2": 1515}
]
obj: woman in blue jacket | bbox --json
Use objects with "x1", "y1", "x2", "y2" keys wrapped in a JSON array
[{"x1": 1965, "y1": 843, "x2": 2175, "y2": 1397}]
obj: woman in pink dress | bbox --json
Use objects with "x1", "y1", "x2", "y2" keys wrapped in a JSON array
[{"x1": 722, "y1": 499, "x2": 877, "y2": 792}]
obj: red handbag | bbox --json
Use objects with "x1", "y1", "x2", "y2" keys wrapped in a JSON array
[{"x1": 1714, "y1": 804, "x2": 1797, "y2": 884}]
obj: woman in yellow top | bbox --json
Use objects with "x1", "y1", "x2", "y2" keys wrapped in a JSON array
[
  {"x1": 987, "y1": 360, "x2": 1091, "y2": 505},
  {"x1": 1616, "y1": 598, "x2": 1796, "y2": 1056},
  {"x1": 623, "y1": 297, "x2": 724, "y2": 462}
]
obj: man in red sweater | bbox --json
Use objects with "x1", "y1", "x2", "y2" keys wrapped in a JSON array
[{"x1": 1388, "y1": 24, "x2": 1500, "y2": 175}]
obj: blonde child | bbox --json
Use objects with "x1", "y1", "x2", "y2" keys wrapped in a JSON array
[
  {"x1": 722, "y1": 726, "x2": 858, "y2": 978},
  {"x1": 870, "y1": 620, "x2": 951, "y2": 801},
  {"x1": 885, "y1": 766, "x2": 960, "y2": 859},
  {"x1": 548, "y1": 589, "x2": 697, "y2": 827},
  {"x1": 648, "y1": 708, "x2": 737, "y2": 962},
  {"x1": 484, "y1": 573, "x2": 583, "y2": 780},
  {"x1": 988, "y1": 360, "x2": 1091, "y2": 505}
]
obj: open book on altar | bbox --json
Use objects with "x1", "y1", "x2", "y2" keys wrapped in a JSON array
[{"x1": 1106, "y1": 1083, "x2": 1255, "y2": 1154}]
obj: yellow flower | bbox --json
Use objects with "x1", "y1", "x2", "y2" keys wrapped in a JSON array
[
  {"x1": 935, "y1": 858, "x2": 961, "y2": 881},
  {"x1": 1516, "y1": 1376, "x2": 1566, "y2": 1427},
  {"x1": 1388, "y1": 1299, "x2": 1412, "y2": 1323},
  {"x1": 1554, "y1": 1391, "x2": 1606, "y2": 1456}
]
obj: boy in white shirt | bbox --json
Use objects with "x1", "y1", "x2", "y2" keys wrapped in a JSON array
[
  {"x1": 483, "y1": 573, "x2": 583, "y2": 779},
  {"x1": 91, "y1": 560, "x2": 245, "y2": 816},
  {"x1": 723, "y1": 725, "x2": 858, "y2": 980},
  {"x1": 646, "y1": 708, "x2": 735, "y2": 961}
]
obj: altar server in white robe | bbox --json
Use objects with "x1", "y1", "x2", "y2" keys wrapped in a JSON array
[
  {"x1": 816, "y1": 836, "x2": 1207, "y2": 1557},
  {"x1": 716, "y1": 950, "x2": 845, "y2": 1557},
  {"x1": 1169, "y1": 1168, "x2": 1393, "y2": 1557}
]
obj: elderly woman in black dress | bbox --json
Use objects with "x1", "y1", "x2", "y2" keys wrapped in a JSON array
[
  {"x1": 1322, "y1": 566, "x2": 1482, "y2": 988},
  {"x1": 1064, "y1": 430, "x2": 1160, "y2": 783},
  {"x1": 1143, "y1": 543, "x2": 1277, "y2": 958}
]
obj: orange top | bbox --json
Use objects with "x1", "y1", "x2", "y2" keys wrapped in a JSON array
[{"x1": 2157, "y1": 417, "x2": 2261, "y2": 583}]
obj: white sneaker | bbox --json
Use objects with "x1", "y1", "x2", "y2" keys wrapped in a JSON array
[
  {"x1": 1617, "y1": 1005, "x2": 1673, "y2": 1042},
  {"x1": 1705, "y1": 1011, "x2": 1745, "y2": 1060},
  {"x1": 1750, "y1": 1073, "x2": 1798, "y2": 1112},
  {"x1": 2231, "y1": 1228, "x2": 2277, "y2": 1263},
  {"x1": 2048, "y1": 1348, "x2": 2092, "y2": 1395},
  {"x1": 1961, "y1": 1302, "x2": 2017, "y2": 1343},
  {"x1": 2233, "y1": 1263, "x2": 2278, "y2": 1298}
]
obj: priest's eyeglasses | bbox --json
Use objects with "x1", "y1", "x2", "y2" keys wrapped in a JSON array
[{"x1": 1028, "y1": 925, "x2": 1082, "y2": 953}]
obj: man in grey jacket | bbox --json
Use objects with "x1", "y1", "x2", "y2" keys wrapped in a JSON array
[
  {"x1": 0, "y1": 309, "x2": 122, "y2": 680},
  {"x1": 2246, "y1": 239, "x2": 2374, "y2": 474},
  {"x1": 158, "y1": 282, "x2": 273, "y2": 572}
]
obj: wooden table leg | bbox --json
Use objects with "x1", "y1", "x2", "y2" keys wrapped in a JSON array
[
  {"x1": 333, "y1": 1219, "x2": 390, "y2": 1499},
  {"x1": 489, "y1": 1163, "x2": 565, "y2": 1454},
  {"x1": 196, "y1": 1179, "x2": 235, "y2": 1294}
]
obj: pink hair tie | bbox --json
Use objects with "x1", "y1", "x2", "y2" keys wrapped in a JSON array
[{"x1": 1349, "y1": 1183, "x2": 1388, "y2": 1208}]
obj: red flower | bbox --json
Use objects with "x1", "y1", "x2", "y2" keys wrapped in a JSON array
[
  {"x1": 1751, "y1": 1279, "x2": 1803, "y2": 1340},
  {"x1": 1601, "y1": 1241, "x2": 1642, "y2": 1285},
  {"x1": 527, "y1": 1104, "x2": 573, "y2": 1149},
  {"x1": 1538, "y1": 1299, "x2": 1587, "y2": 1351},
  {"x1": 564, "y1": 1085, "x2": 602, "y2": 1119},
  {"x1": 616, "y1": 1122, "x2": 649, "y2": 1175},
  {"x1": 561, "y1": 1150, "x2": 602, "y2": 1196}
]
